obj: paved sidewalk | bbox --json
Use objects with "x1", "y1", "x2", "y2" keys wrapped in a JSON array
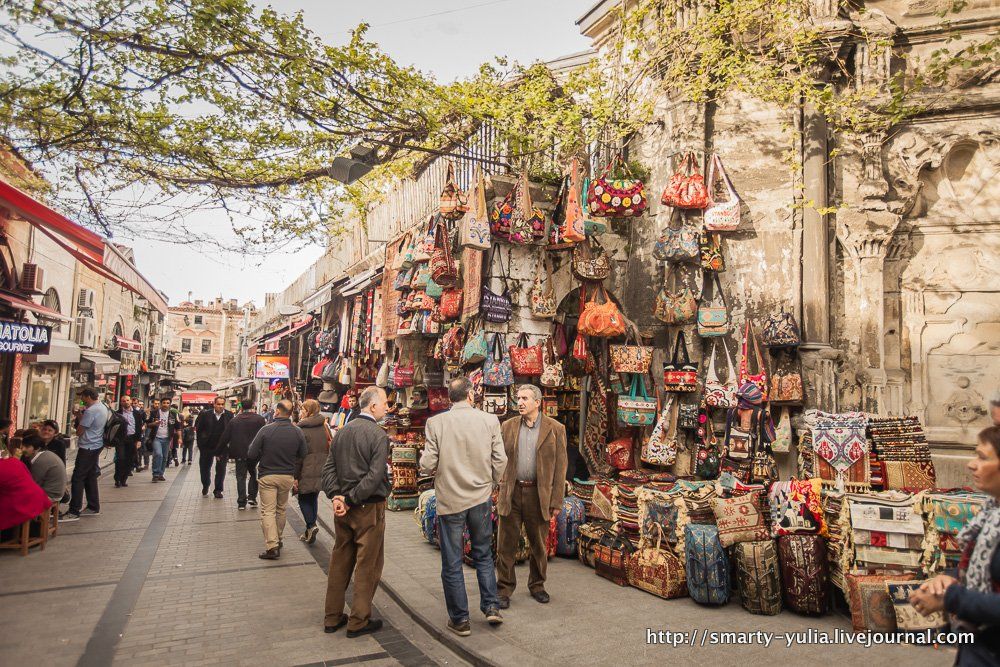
[{"x1": 0, "y1": 460, "x2": 463, "y2": 667}]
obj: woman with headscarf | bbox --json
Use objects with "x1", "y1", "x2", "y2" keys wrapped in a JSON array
[
  {"x1": 294, "y1": 399, "x2": 332, "y2": 545},
  {"x1": 911, "y1": 425, "x2": 1000, "y2": 666}
]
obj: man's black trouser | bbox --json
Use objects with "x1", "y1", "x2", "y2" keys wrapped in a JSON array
[
  {"x1": 113, "y1": 439, "x2": 135, "y2": 483},
  {"x1": 199, "y1": 449, "x2": 226, "y2": 493},
  {"x1": 69, "y1": 448, "x2": 101, "y2": 514}
]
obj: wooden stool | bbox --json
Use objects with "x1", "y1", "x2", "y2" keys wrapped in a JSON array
[
  {"x1": 0, "y1": 511, "x2": 49, "y2": 556},
  {"x1": 47, "y1": 504, "x2": 58, "y2": 539}
]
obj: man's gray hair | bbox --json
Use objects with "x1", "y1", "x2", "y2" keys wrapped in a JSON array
[
  {"x1": 359, "y1": 385, "x2": 385, "y2": 411},
  {"x1": 517, "y1": 384, "x2": 542, "y2": 402},
  {"x1": 448, "y1": 377, "x2": 473, "y2": 403},
  {"x1": 274, "y1": 400, "x2": 292, "y2": 416}
]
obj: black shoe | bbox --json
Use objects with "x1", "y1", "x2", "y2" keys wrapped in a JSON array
[
  {"x1": 531, "y1": 590, "x2": 550, "y2": 604},
  {"x1": 114, "y1": 482, "x2": 121, "y2": 488},
  {"x1": 238, "y1": 505, "x2": 246, "y2": 511},
  {"x1": 346, "y1": 619, "x2": 383, "y2": 639},
  {"x1": 152, "y1": 477, "x2": 159, "y2": 483},
  {"x1": 121, "y1": 482, "x2": 128, "y2": 487},
  {"x1": 247, "y1": 499, "x2": 257, "y2": 507},
  {"x1": 213, "y1": 491, "x2": 223, "y2": 499},
  {"x1": 446, "y1": 619, "x2": 471, "y2": 637},
  {"x1": 202, "y1": 487, "x2": 208, "y2": 496},
  {"x1": 485, "y1": 608, "x2": 503, "y2": 625},
  {"x1": 156, "y1": 475, "x2": 167, "y2": 482},
  {"x1": 187, "y1": 461, "x2": 192, "y2": 465},
  {"x1": 258, "y1": 548, "x2": 280, "y2": 560},
  {"x1": 498, "y1": 596, "x2": 510, "y2": 610},
  {"x1": 324, "y1": 614, "x2": 349, "y2": 633}
]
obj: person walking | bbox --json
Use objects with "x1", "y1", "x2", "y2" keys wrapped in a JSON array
[
  {"x1": 145, "y1": 397, "x2": 181, "y2": 483},
  {"x1": 180, "y1": 413, "x2": 195, "y2": 465},
  {"x1": 295, "y1": 399, "x2": 332, "y2": 544},
  {"x1": 62, "y1": 387, "x2": 109, "y2": 522},
  {"x1": 495, "y1": 384, "x2": 567, "y2": 609},
  {"x1": 321, "y1": 386, "x2": 391, "y2": 638},
  {"x1": 135, "y1": 401, "x2": 153, "y2": 472},
  {"x1": 20, "y1": 434, "x2": 66, "y2": 502},
  {"x1": 218, "y1": 399, "x2": 266, "y2": 510},
  {"x1": 248, "y1": 400, "x2": 307, "y2": 560},
  {"x1": 113, "y1": 396, "x2": 142, "y2": 487},
  {"x1": 261, "y1": 403, "x2": 274, "y2": 424},
  {"x1": 195, "y1": 396, "x2": 233, "y2": 497},
  {"x1": 419, "y1": 377, "x2": 507, "y2": 636}
]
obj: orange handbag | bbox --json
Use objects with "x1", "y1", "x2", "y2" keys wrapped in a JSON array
[{"x1": 578, "y1": 284, "x2": 627, "y2": 338}]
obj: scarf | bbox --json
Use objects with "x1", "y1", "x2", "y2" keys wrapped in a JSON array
[{"x1": 958, "y1": 498, "x2": 1000, "y2": 594}]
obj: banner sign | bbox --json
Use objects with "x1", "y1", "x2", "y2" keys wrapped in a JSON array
[
  {"x1": 119, "y1": 351, "x2": 140, "y2": 375},
  {"x1": 0, "y1": 319, "x2": 51, "y2": 354},
  {"x1": 255, "y1": 355, "x2": 290, "y2": 379}
]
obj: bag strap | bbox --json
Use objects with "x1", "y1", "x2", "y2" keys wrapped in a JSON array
[
  {"x1": 672, "y1": 330, "x2": 691, "y2": 366},
  {"x1": 745, "y1": 321, "x2": 767, "y2": 377},
  {"x1": 517, "y1": 332, "x2": 530, "y2": 349},
  {"x1": 714, "y1": 154, "x2": 737, "y2": 200},
  {"x1": 707, "y1": 342, "x2": 720, "y2": 382},
  {"x1": 665, "y1": 396, "x2": 680, "y2": 441},
  {"x1": 628, "y1": 374, "x2": 640, "y2": 398}
]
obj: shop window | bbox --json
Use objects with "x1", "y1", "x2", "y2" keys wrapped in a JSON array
[
  {"x1": 201, "y1": 339, "x2": 212, "y2": 354},
  {"x1": 194, "y1": 315, "x2": 203, "y2": 326},
  {"x1": 181, "y1": 338, "x2": 191, "y2": 353},
  {"x1": 27, "y1": 366, "x2": 58, "y2": 424}
]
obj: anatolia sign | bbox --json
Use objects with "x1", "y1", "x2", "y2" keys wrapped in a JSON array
[{"x1": 0, "y1": 319, "x2": 51, "y2": 354}]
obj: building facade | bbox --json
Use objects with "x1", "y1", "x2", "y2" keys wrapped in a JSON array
[{"x1": 165, "y1": 297, "x2": 254, "y2": 391}]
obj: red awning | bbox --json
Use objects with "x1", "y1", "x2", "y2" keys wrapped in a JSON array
[
  {"x1": 262, "y1": 315, "x2": 313, "y2": 352},
  {"x1": 180, "y1": 391, "x2": 217, "y2": 405},
  {"x1": 113, "y1": 335, "x2": 142, "y2": 352},
  {"x1": 0, "y1": 291, "x2": 72, "y2": 323}
]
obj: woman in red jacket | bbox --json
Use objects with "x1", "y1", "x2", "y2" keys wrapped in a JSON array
[{"x1": 0, "y1": 431, "x2": 52, "y2": 535}]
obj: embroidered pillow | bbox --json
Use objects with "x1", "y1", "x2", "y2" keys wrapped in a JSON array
[
  {"x1": 768, "y1": 478, "x2": 827, "y2": 537},
  {"x1": 711, "y1": 491, "x2": 770, "y2": 548},
  {"x1": 845, "y1": 572, "x2": 916, "y2": 631}
]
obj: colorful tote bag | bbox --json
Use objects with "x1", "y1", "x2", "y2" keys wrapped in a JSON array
[
  {"x1": 704, "y1": 154, "x2": 742, "y2": 231},
  {"x1": 482, "y1": 334, "x2": 514, "y2": 386},
  {"x1": 738, "y1": 320, "x2": 769, "y2": 400},
  {"x1": 439, "y1": 161, "x2": 469, "y2": 221},
  {"x1": 609, "y1": 333, "x2": 654, "y2": 373},
  {"x1": 642, "y1": 397, "x2": 679, "y2": 467},
  {"x1": 559, "y1": 157, "x2": 586, "y2": 243},
  {"x1": 663, "y1": 331, "x2": 699, "y2": 392},
  {"x1": 587, "y1": 156, "x2": 647, "y2": 218},
  {"x1": 654, "y1": 266, "x2": 698, "y2": 325},
  {"x1": 661, "y1": 152, "x2": 710, "y2": 210},
  {"x1": 653, "y1": 209, "x2": 699, "y2": 263},
  {"x1": 626, "y1": 527, "x2": 689, "y2": 600},
  {"x1": 617, "y1": 376, "x2": 657, "y2": 427},
  {"x1": 460, "y1": 166, "x2": 492, "y2": 250},
  {"x1": 697, "y1": 272, "x2": 729, "y2": 337},
  {"x1": 684, "y1": 524, "x2": 730, "y2": 605},
  {"x1": 703, "y1": 340, "x2": 737, "y2": 408},
  {"x1": 768, "y1": 478, "x2": 827, "y2": 537},
  {"x1": 508, "y1": 172, "x2": 547, "y2": 245},
  {"x1": 529, "y1": 252, "x2": 558, "y2": 319}
]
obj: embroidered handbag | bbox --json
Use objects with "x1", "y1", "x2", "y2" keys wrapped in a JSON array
[
  {"x1": 704, "y1": 340, "x2": 738, "y2": 408},
  {"x1": 529, "y1": 252, "x2": 557, "y2": 319},
  {"x1": 460, "y1": 323, "x2": 488, "y2": 366},
  {"x1": 430, "y1": 221, "x2": 459, "y2": 286},
  {"x1": 580, "y1": 177, "x2": 609, "y2": 235},
  {"x1": 481, "y1": 245, "x2": 513, "y2": 323},
  {"x1": 392, "y1": 352, "x2": 415, "y2": 387},
  {"x1": 439, "y1": 161, "x2": 469, "y2": 221},
  {"x1": 660, "y1": 152, "x2": 710, "y2": 209},
  {"x1": 483, "y1": 387, "x2": 508, "y2": 416},
  {"x1": 578, "y1": 284, "x2": 627, "y2": 338},
  {"x1": 697, "y1": 272, "x2": 729, "y2": 337},
  {"x1": 392, "y1": 231, "x2": 414, "y2": 271},
  {"x1": 642, "y1": 396, "x2": 679, "y2": 466},
  {"x1": 460, "y1": 166, "x2": 492, "y2": 250},
  {"x1": 617, "y1": 376, "x2": 657, "y2": 426},
  {"x1": 428, "y1": 387, "x2": 450, "y2": 412},
  {"x1": 587, "y1": 156, "x2": 647, "y2": 219},
  {"x1": 540, "y1": 338, "x2": 564, "y2": 388},
  {"x1": 606, "y1": 436, "x2": 636, "y2": 470},
  {"x1": 411, "y1": 265, "x2": 430, "y2": 290},
  {"x1": 684, "y1": 524, "x2": 731, "y2": 605},
  {"x1": 425, "y1": 276, "x2": 443, "y2": 299},
  {"x1": 626, "y1": 526, "x2": 688, "y2": 600},
  {"x1": 393, "y1": 265, "x2": 413, "y2": 292},
  {"x1": 654, "y1": 266, "x2": 697, "y2": 325},
  {"x1": 663, "y1": 331, "x2": 699, "y2": 393},
  {"x1": 508, "y1": 172, "x2": 547, "y2": 245},
  {"x1": 571, "y1": 237, "x2": 611, "y2": 281},
  {"x1": 762, "y1": 308, "x2": 801, "y2": 348},
  {"x1": 595, "y1": 524, "x2": 638, "y2": 585},
  {"x1": 771, "y1": 370, "x2": 804, "y2": 403},
  {"x1": 559, "y1": 157, "x2": 586, "y2": 242},
  {"x1": 739, "y1": 321, "x2": 769, "y2": 400},
  {"x1": 509, "y1": 333, "x2": 544, "y2": 377},
  {"x1": 482, "y1": 334, "x2": 514, "y2": 386},
  {"x1": 489, "y1": 181, "x2": 515, "y2": 243},
  {"x1": 704, "y1": 154, "x2": 742, "y2": 231},
  {"x1": 609, "y1": 335, "x2": 654, "y2": 374},
  {"x1": 652, "y1": 209, "x2": 699, "y2": 263},
  {"x1": 771, "y1": 406, "x2": 792, "y2": 453},
  {"x1": 413, "y1": 216, "x2": 435, "y2": 263},
  {"x1": 733, "y1": 540, "x2": 783, "y2": 616},
  {"x1": 700, "y1": 231, "x2": 725, "y2": 272},
  {"x1": 436, "y1": 288, "x2": 463, "y2": 323},
  {"x1": 679, "y1": 404, "x2": 699, "y2": 430}
]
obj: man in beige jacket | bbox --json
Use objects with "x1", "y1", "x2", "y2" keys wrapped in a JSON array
[{"x1": 420, "y1": 377, "x2": 507, "y2": 638}]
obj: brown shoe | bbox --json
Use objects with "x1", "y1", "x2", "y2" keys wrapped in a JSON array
[
  {"x1": 258, "y1": 548, "x2": 280, "y2": 560},
  {"x1": 324, "y1": 614, "x2": 349, "y2": 633},
  {"x1": 346, "y1": 619, "x2": 383, "y2": 638}
]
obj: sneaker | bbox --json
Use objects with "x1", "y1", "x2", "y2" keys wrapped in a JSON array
[
  {"x1": 59, "y1": 511, "x2": 80, "y2": 522},
  {"x1": 299, "y1": 532, "x2": 307, "y2": 542},
  {"x1": 447, "y1": 619, "x2": 471, "y2": 637},
  {"x1": 237, "y1": 505, "x2": 246, "y2": 511},
  {"x1": 247, "y1": 500, "x2": 258, "y2": 507},
  {"x1": 80, "y1": 508, "x2": 100, "y2": 517},
  {"x1": 485, "y1": 608, "x2": 503, "y2": 626},
  {"x1": 307, "y1": 526, "x2": 319, "y2": 545}
]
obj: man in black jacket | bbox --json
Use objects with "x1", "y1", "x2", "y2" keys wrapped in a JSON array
[
  {"x1": 218, "y1": 399, "x2": 267, "y2": 510},
  {"x1": 321, "y1": 385, "x2": 390, "y2": 639},
  {"x1": 248, "y1": 400, "x2": 307, "y2": 560},
  {"x1": 114, "y1": 396, "x2": 146, "y2": 488},
  {"x1": 195, "y1": 396, "x2": 233, "y2": 498}
]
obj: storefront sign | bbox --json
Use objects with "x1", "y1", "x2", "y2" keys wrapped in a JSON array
[
  {"x1": 119, "y1": 351, "x2": 140, "y2": 375},
  {"x1": 255, "y1": 355, "x2": 290, "y2": 379},
  {"x1": 0, "y1": 319, "x2": 51, "y2": 354}
]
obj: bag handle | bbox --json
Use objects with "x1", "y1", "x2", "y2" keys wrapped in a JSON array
[
  {"x1": 706, "y1": 342, "x2": 720, "y2": 383},
  {"x1": 720, "y1": 337, "x2": 736, "y2": 384},
  {"x1": 704, "y1": 272, "x2": 726, "y2": 307},
  {"x1": 517, "y1": 332, "x2": 530, "y2": 350},
  {"x1": 742, "y1": 321, "x2": 767, "y2": 378},
  {"x1": 713, "y1": 154, "x2": 737, "y2": 201},
  {"x1": 488, "y1": 243, "x2": 510, "y2": 291},
  {"x1": 665, "y1": 396, "x2": 680, "y2": 442},
  {"x1": 671, "y1": 330, "x2": 692, "y2": 366}
]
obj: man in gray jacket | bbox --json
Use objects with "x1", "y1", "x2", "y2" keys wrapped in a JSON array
[
  {"x1": 420, "y1": 377, "x2": 507, "y2": 637},
  {"x1": 21, "y1": 434, "x2": 66, "y2": 502},
  {"x1": 248, "y1": 400, "x2": 307, "y2": 560},
  {"x1": 321, "y1": 385, "x2": 390, "y2": 639}
]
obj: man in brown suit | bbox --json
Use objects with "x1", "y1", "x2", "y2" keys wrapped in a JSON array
[{"x1": 496, "y1": 384, "x2": 568, "y2": 608}]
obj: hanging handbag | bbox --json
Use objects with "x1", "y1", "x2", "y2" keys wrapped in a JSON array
[
  {"x1": 697, "y1": 272, "x2": 730, "y2": 337},
  {"x1": 425, "y1": 276, "x2": 444, "y2": 299},
  {"x1": 509, "y1": 333, "x2": 544, "y2": 376},
  {"x1": 751, "y1": 442, "x2": 779, "y2": 485},
  {"x1": 338, "y1": 357, "x2": 353, "y2": 385},
  {"x1": 654, "y1": 266, "x2": 698, "y2": 325},
  {"x1": 393, "y1": 265, "x2": 414, "y2": 292},
  {"x1": 700, "y1": 231, "x2": 725, "y2": 272},
  {"x1": 704, "y1": 154, "x2": 742, "y2": 232},
  {"x1": 428, "y1": 387, "x2": 450, "y2": 412},
  {"x1": 580, "y1": 177, "x2": 609, "y2": 235},
  {"x1": 560, "y1": 157, "x2": 586, "y2": 242},
  {"x1": 391, "y1": 231, "x2": 413, "y2": 271},
  {"x1": 652, "y1": 209, "x2": 699, "y2": 263},
  {"x1": 703, "y1": 340, "x2": 738, "y2": 408},
  {"x1": 660, "y1": 152, "x2": 710, "y2": 209},
  {"x1": 375, "y1": 356, "x2": 390, "y2": 388},
  {"x1": 437, "y1": 288, "x2": 463, "y2": 322},
  {"x1": 392, "y1": 351, "x2": 415, "y2": 387},
  {"x1": 481, "y1": 245, "x2": 513, "y2": 323},
  {"x1": 761, "y1": 308, "x2": 802, "y2": 348},
  {"x1": 617, "y1": 376, "x2": 657, "y2": 426},
  {"x1": 606, "y1": 437, "x2": 636, "y2": 471},
  {"x1": 430, "y1": 221, "x2": 459, "y2": 286},
  {"x1": 411, "y1": 265, "x2": 430, "y2": 290},
  {"x1": 571, "y1": 237, "x2": 612, "y2": 281},
  {"x1": 578, "y1": 283, "x2": 626, "y2": 338},
  {"x1": 413, "y1": 216, "x2": 436, "y2": 263},
  {"x1": 540, "y1": 338, "x2": 565, "y2": 388},
  {"x1": 771, "y1": 406, "x2": 792, "y2": 453},
  {"x1": 679, "y1": 404, "x2": 699, "y2": 430},
  {"x1": 439, "y1": 161, "x2": 469, "y2": 221},
  {"x1": 530, "y1": 252, "x2": 558, "y2": 319},
  {"x1": 609, "y1": 333, "x2": 654, "y2": 374},
  {"x1": 483, "y1": 387, "x2": 508, "y2": 416},
  {"x1": 724, "y1": 408, "x2": 755, "y2": 461},
  {"x1": 642, "y1": 396, "x2": 679, "y2": 466},
  {"x1": 771, "y1": 370, "x2": 804, "y2": 403},
  {"x1": 739, "y1": 321, "x2": 769, "y2": 400},
  {"x1": 587, "y1": 156, "x2": 647, "y2": 218},
  {"x1": 663, "y1": 331, "x2": 699, "y2": 393},
  {"x1": 460, "y1": 166, "x2": 492, "y2": 249},
  {"x1": 508, "y1": 172, "x2": 547, "y2": 245},
  {"x1": 460, "y1": 322, "x2": 489, "y2": 366},
  {"x1": 482, "y1": 334, "x2": 514, "y2": 386}
]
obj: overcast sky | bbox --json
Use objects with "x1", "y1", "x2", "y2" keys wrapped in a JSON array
[{"x1": 130, "y1": 0, "x2": 592, "y2": 307}]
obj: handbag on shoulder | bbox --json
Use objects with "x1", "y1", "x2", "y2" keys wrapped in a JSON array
[
  {"x1": 660, "y1": 152, "x2": 710, "y2": 210},
  {"x1": 663, "y1": 331, "x2": 699, "y2": 393}
]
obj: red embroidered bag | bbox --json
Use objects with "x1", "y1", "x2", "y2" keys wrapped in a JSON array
[{"x1": 660, "y1": 152, "x2": 710, "y2": 209}]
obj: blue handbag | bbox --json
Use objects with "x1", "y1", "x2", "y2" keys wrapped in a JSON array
[
  {"x1": 460, "y1": 324, "x2": 488, "y2": 366},
  {"x1": 482, "y1": 334, "x2": 514, "y2": 387},
  {"x1": 684, "y1": 524, "x2": 731, "y2": 605},
  {"x1": 653, "y1": 209, "x2": 699, "y2": 263}
]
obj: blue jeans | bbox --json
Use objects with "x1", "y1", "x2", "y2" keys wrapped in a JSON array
[
  {"x1": 437, "y1": 500, "x2": 499, "y2": 623},
  {"x1": 151, "y1": 437, "x2": 170, "y2": 476},
  {"x1": 298, "y1": 492, "x2": 319, "y2": 528}
]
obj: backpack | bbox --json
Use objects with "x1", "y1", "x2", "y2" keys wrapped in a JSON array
[
  {"x1": 684, "y1": 524, "x2": 731, "y2": 605},
  {"x1": 103, "y1": 409, "x2": 127, "y2": 448}
]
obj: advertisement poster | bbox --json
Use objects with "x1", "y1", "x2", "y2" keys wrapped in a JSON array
[{"x1": 255, "y1": 355, "x2": 290, "y2": 379}]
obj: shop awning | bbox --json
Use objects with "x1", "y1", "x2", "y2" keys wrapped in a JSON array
[
  {"x1": 262, "y1": 314, "x2": 313, "y2": 352},
  {"x1": 80, "y1": 351, "x2": 121, "y2": 374},
  {"x1": 33, "y1": 336, "x2": 81, "y2": 364},
  {"x1": 340, "y1": 268, "x2": 381, "y2": 297},
  {"x1": 180, "y1": 391, "x2": 217, "y2": 405},
  {"x1": 0, "y1": 291, "x2": 73, "y2": 323},
  {"x1": 212, "y1": 378, "x2": 254, "y2": 392},
  {"x1": 112, "y1": 335, "x2": 142, "y2": 352},
  {"x1": 302, "y1": 279, "x2": 336, "y2": 313}
]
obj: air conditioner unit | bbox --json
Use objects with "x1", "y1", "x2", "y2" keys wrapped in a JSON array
[
  {"x1": 19, "y1": 263, "x2": 44, "y2": 294},
  {"x1": 78, "y1": 288, "x2": 96, "y2": 312},
  {"x1": 74, "y1": 316, "x2": 96, "y2": 348}
]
